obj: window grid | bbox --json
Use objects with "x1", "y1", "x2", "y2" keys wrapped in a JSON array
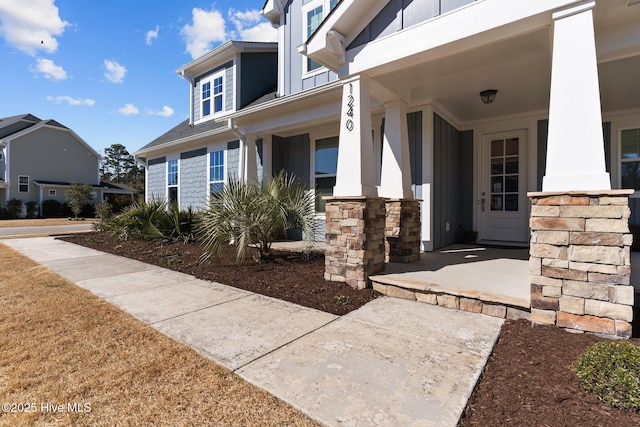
[
  {"x1": 168, "y1": 159, "x2": 178, "y2": 186},
  {"x1": 209, "y1": 150, "x2": 225, "y2": 195},
  {"x1": 202, "y1": 82, "x2": 211, "y2": 117},
  {"x1": 18, "y1": 175, "x2": 29, "y2": 192},
  {"x1": 314, "y1": 136, "x2": 339, "y2": 212},
  {"x1": 621, "y1": 128, "x2": 640, "y2": 191}
]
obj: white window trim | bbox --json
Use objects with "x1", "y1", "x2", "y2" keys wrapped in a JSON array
[
  {"x1": 197, "y1": 70, "x2": 226, "y2": 124},
  {"x1": 18, "y1": 175, "x2": 29, "y2": 192},
  {"x1": 619, "y1": 125, "x2": 640, "y2": 196},
  {"x1": 49, "y1": 189, "x2": 56, "y2": 197},
  {"x1": 301, "y1": 0, "x2": 336, "y2": 78},
  {"x1": 207, "y1": 148, "x2": 227, "y2": 202},
  {"x1": 167, "y1": 157, "x2": 179, "y2": 205}
]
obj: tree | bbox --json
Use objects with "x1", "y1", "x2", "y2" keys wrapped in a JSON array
[
  {"x1": 100, "y1": 143, "x2": 145, "y2": 202},
  {"x1": 66, "y1": 182, "x2": 93, "y2": 218}
]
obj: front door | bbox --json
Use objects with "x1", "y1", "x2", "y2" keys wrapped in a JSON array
[{"x1": 480, "y1": 130, "x2": 529, "y2": 244}]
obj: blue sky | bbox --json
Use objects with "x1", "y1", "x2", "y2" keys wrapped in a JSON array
[{"x1": 0, "y1": 0, "x2": 276, "y2": 156}]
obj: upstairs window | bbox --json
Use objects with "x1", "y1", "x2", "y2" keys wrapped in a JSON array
[
  {"x1": 621, "y1": 128, "x2": 640, "y2": 190},
  {"x1": 201, "y1": 72, "x2": 224, "y2": 119},
  {"x1": 304, "y1": 0, "x2": 339, "y2": 74},
  {"x1": 209, "y1": 150, "x2": 225, "y2": 195}
]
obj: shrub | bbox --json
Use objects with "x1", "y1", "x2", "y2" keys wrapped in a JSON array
[
  {"x1": 94, "y1": 200, "x2": 113, "y2": 221},
  {"x1": 42, "y1": 199, "x2": 62, "y2": 217},
  {"x1": 198, "y1": 172, "x2": 317, "y2": 263},
  {"x1": 26, "y1": 201, "x2": 39, "y2": 217},
  {"x1": 66, "y1": 182, "x2": 93, "y2": 218},
  {"x1": 6, "y1": 199, "x2": 23, "y2": 218},
  {"x1": 574, "y1": 340, "x2": 640, "y2": 412}
]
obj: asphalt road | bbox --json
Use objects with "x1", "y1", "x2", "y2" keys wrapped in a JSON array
[{"x1": 0, "y1": 223, "x2": 94, "y2": 237}]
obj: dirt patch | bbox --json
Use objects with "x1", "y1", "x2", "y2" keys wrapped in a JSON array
[
  {"x1": 60, "y1": 232, "x2": 380, "y2": 316},
  {"x1": 0, "y1": 244, "x2": 320, "y2": 427}
]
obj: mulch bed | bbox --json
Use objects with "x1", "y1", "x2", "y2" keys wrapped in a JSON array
[
  {"x1": 60, "y1": 232, "x2": 380, "y2": 316},
  {"x1": 59, "y1": 232, "x2": 640, "y2": 426}
]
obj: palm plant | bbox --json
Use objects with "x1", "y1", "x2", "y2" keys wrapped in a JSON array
[{"x1": 198, "y1": 172, "x2": 318, "y2": 263}]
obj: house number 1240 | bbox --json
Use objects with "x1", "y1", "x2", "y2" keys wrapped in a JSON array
[{"x1": 345, "y1": 83, "x2": 354, "y2": 132}]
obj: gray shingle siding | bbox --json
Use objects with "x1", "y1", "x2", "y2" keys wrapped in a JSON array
[
  {"x1": 179, "y1": 148, "x2": 207, "y2": 210},
  {"x1": 225, "y1": 67, "x2": 234, "y2": 111},
  {"x1": 227, "y1": 140, "x2": 240, "y2": 181},
  {"x1": 147, "y1": 157, "x2": 166, "y2": 200}
]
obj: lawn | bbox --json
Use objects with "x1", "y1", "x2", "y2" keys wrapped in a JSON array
[{"x1": 0, "y1": 244, "x2": 320, "y2": 427}]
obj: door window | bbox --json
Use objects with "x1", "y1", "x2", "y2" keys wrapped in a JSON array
[{"x1": 490, "y1": 138, "x2": 519, "y2": 212}]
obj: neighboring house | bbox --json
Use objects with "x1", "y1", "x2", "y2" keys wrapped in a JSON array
[
  {"x1": 0, "y1": 114, "x2": 132, "y2": 216},
  {"x1": 134, "y1": 41, "x2": 278, "y2": 211},
  {"x1": 138, "y1": 0, "x2": 640, "y2": 250}
]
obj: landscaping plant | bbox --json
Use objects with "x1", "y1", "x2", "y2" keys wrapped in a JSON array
[
  {"x1": 198, "y1": 172, "x2": 318, "y2": 263},
  {"x1": 574, "y1": 340, "x2": 640, "y2": 412},
  {"x1": 66, "y1": 182, "x2": 93, "y2": 218}
]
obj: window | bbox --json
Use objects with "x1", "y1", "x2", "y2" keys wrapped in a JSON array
[
  {"x1": 304, "y1": 0, "x2": 339, "y2": 73},
  {"x1": 621, "y1": 128, "x2": 640, "y2": 190},
  {"x1": 209, "y1": 150, "x2": 225, "y2": 195},
  {"x1": 49, "y1": 189, "x2": 56, "y2": 197},
  {"x1": 489, "y1": 138, "x2": 519, "y2": 212},
  {"x1": 18, "y1": 175, "x2": 29, "y2": 192},
  {"x1": 201, "y1": 73, "x2": 224, "y2": 118},
  {"x1": 167, "y1": 159, "x2": 178, "y2": 205},
  {"x1": 314, "y1": 136, "x2": 339, "y2": 211}
]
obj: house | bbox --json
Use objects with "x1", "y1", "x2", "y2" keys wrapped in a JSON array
[
  {"x1": 138, "y1": 0, "x2": 639, "y2": 337},
  {"x1": 0, "y1": 114, "x2": 132, "y2": 216},
  {"x1": 134, "y1": 41, "x2": 278, "y2": 210}
]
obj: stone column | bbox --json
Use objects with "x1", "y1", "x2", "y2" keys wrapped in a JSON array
[
  {"x1": 529, "y1": 190, "x2": 634, "y2": 338},
  {"x1": 325, "y1": 197, "x2": 386, "y2": 289},
  {"x1": 385, "y1": 199, "x2": 421, "y2": 263}
]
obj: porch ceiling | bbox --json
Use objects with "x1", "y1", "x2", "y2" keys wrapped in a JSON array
[{"x1": 370, "y1": 15, "x2": 640, "y2": 125}]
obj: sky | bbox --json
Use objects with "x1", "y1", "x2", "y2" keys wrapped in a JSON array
[{"x1": 0, "y1": 0, "x2": 277, "y2": 156}]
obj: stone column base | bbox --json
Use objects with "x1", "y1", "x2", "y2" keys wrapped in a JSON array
[
  {"x1": 385, "y1": 199, "x2": 421, "y2": 263},
  {"x1": 528, "y1": 190, "x2": 634, "y2": 338},
  {"x1": 325, "y1": 197, "x2": 386, "y2": 289}
]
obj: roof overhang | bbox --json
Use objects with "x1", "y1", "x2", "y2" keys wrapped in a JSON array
[
  {"x1": 262, "y1": 0, "x2": 287, "y2": 26},
  {"x1": 133, "y1": 126, "x2": 233, "y2": 158},
  {"x1": 177, "y1": 40, "x2": 277, "y2": 80}
]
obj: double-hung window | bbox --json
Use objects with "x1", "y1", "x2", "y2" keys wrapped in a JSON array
[
  {"x1": 201, "y1": 72, "x2": 224, "y2": 119},
  {"x1": 304, "y1": 0, "x2": 339, "y2": 74},
  {"x1": 209, "y1": 150, "x2": 225, "y2": 195},
  {"x1": 314, "y1": 136, "x2": 339, "y2": 212},
  {"x1": 167, "y1": 159, "x2": 178, "y2": 205},
  {"x1": 18, "y1": 175, "x2": 29, "y2": 192},
  {"x1": 621, "y1": 128, "x2": 640, "y2": 190}
]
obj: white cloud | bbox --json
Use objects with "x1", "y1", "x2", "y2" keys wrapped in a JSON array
[
  {"x1": 33, "y1": 58, "x2": 67, "y2": 81},
  {"x1": 180, "y1": 7, "x2": 226, "y2": 60},
  {"x1": 229, "y1": 9, "x2": 277, "y2": 42},
  {"x1": 104, "y1": 59, "x2": 127, "y2": 84},
  {"x1": 154, "y1": 106, "x2": 174, "y2": 117},
  {"x1": 117, "y1": 104, "x2": 139, "y2": 115},
  {"x1": 0, "y1": 0, "x2": 69, "y2": 55},
  {"x1": 46, "y1": 95, "x2": 95, "y2": 106},
  {"x1": 145, "y1": 25, "x2": 159, "y2": 46}
]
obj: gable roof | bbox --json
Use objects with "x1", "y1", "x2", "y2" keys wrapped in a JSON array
[
  {"x1": 135, "y1": 118, "x2": 230, "y2": 156},
  {"x1": 0, "y1": 113, "x2": 41, "y2": 139}
]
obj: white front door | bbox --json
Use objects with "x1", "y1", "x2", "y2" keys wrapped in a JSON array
[{"x1": 480, "y1": 130, "x2": 529, "y2": 244}]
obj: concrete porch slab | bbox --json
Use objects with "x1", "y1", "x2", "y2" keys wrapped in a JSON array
[{"x1": 238, "y1": 297, "x2": 503, "y2": 427}]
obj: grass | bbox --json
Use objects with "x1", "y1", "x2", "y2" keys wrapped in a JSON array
[{"x1": 0, "y1": 244, "x2": 320, "y2": 427}]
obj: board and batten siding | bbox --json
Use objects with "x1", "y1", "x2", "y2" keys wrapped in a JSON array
[{"x1": 239, "y1": 53, "x2": 278, "y2": 108}]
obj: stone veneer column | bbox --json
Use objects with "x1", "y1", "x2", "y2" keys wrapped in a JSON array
[
  {"x1": 325, "y1": 197, "x2": 386, "y2": 289},
  {"x1": 385, "y1": 199, "x2": 421, "y2": 263},
  {"x1": 529, "y1": 190, "x2": 634, "y2": 338}
]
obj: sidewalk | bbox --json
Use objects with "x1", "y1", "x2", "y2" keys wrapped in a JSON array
[{"x1": 3, "y1": 237, "x2": 504, "y2": 427}]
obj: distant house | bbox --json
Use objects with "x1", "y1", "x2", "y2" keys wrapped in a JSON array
[
  {"x1": 0, "y1": 114, "x2": 132, "y2": 216},
  {"x1": 134, "y1": 41, "x2": 278, "y2": 210}
]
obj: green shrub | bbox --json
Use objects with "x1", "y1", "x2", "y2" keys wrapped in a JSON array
[
  {"x1": 95, "y1": 200, "x2": 113, "y2": 221},
  {"x1": 26, "y1": 201, "x2": 38, "y2": 217},
  {"x1": 6, "y1": 199, "x2": 23, "y2": 218},
  {"x1": 42, "y1": 199, "x2": 62, "y2": 217},
  {"x1": 574, "y1": 340, "x2": 640, "y2": 412}
]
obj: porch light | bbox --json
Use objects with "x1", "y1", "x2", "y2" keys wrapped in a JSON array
[{"x1": 480, "y1": 89, "x2": 498, "y2": 104}]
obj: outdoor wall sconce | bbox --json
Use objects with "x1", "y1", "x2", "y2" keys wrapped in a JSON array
[{"x1": 480, "y1": 89, "x2": 498, "y2": 104}]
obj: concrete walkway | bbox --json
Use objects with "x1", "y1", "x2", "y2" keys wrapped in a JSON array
[{"x1": 3, "y1": 237, "x2": 504, "y2": 426}]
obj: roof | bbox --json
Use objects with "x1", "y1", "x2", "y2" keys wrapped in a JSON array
[
  {"x1": 135, "y1": 118, "x2": 229, "y2": 154},
  {"x1": 33, "y1": 180, "x2": 134, "y2": 193}
]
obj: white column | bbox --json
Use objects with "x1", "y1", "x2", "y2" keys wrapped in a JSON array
[
  {"x1": 333, "y1": 74, "x2": 377, "y2": 197},
  {"x1": 379, "y1": 99, "x2": 413, "y2": 199},
  {"x1": 243, "y1": 135, "x2": 259, "y2": 185},
  {"x1": 543, "y1": 1, "x2": 610, "y2": 191}
]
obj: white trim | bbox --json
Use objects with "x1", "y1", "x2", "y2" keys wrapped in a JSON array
[
  {"x1": 166, "y1": 156, "x2": 179, "y2": 206},
  {"x1": 48, "y1": 189, "x2": 56, "y2": 197},
  {"x1": 18, "y1": 175, "x2": 29, "y2": 192},
  {"x1": 196, "y1": 69, "x2": 226, "y2": 124}
]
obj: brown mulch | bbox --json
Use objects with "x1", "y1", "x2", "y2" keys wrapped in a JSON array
[
  {"x1": 59, "y1": 232, "x2": 640, "y2": 426},
  {"x1": 60, "y1": 232, "x2": 380, "y2": 316}
]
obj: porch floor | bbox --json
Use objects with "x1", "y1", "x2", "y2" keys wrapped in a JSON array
[{"x1": 370, "y1": 244, "x2": 531, "y2": 316}]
